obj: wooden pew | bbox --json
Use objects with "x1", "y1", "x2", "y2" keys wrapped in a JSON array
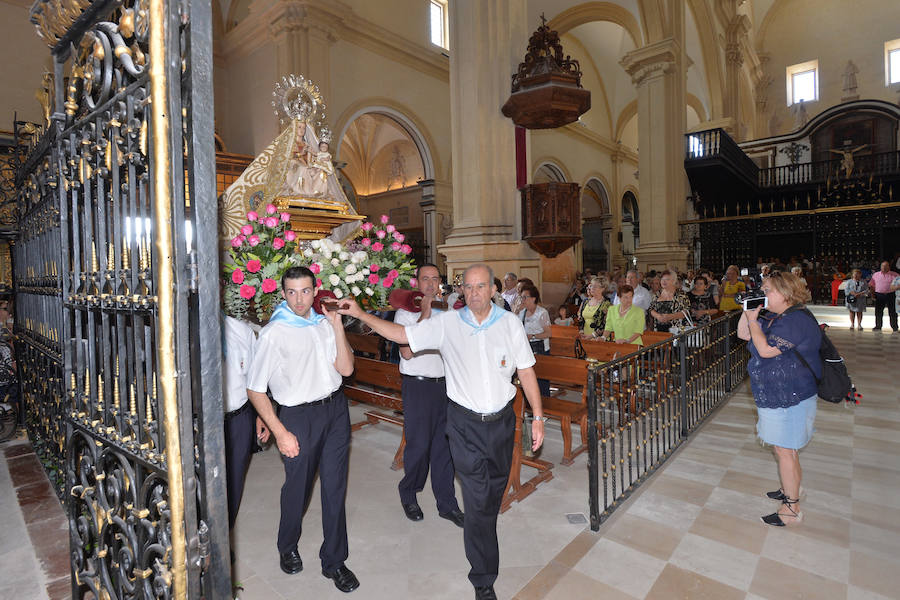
[
  {"x1": 342, "y1": 357, "x2": 406, "y2": 470},
  {"x1": 500, "y1": 388, "x2": 554, "y2": 513},
  {"x1": 532, "y1": 354, "x2": 590, "y2": 465},
  {"x1": 640, "y1": 330, "x2": 673, "y2": 346},
  {"x1": 550, "y1": 324, "x2": 580, "y2": 340},
  {"x1": 346, "y1": 332, "x2": 385, "y2": 360},
  {"x1": 549, "y1": 336, "x2": 580, "y2": 358},
  {"x1": 578, "y1": 338, "x2": 641, "y2": 362}
]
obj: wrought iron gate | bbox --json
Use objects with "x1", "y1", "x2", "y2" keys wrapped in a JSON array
[{"x1": 15, "y1": 0, "x2": 227, "y2": 597}]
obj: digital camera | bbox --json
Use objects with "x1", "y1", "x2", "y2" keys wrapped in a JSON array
[{"x1": 735, "y1": 289, "x2": 767, "y2": 311}]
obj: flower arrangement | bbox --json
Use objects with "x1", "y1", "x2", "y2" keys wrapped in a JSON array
[
  {"x1": 223, "y1": 203, "x2": 302, "y2": 321},
  {"x1": 299, "y1": 215, "x2": 417, "y2": 309}
]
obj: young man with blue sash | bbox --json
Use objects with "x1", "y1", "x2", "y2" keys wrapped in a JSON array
[
  {"x1": 246, "y1": 266, "x2": 359, "y2": 593},
  {"x1": 339, "y1": 264, "x2": 545, "y2": 600},
  {"x1": 393, "y1": 263, "x2": 464, "y2": 526}
]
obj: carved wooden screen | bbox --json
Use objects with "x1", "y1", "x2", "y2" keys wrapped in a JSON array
[{"x1": 15, "y1": 1, "x2": 227, "y2": 598}]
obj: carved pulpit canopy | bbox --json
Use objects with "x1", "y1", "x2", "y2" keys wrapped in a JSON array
[
  {"x1": 520, "y1": 182, "x2": 581, "y2": 258},
  {"x1": 501, "y1": 15, "x2": 591, "y2": 129}
]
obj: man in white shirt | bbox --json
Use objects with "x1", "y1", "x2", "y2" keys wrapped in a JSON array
[
  {"x1": 614, "y1": 270, "x2": 651, "y2": 310},
  {"x1": 501, "y1": 272, "x2": 518, "y2": 308},
  {"x1": 394, "y1": 263, "x2": 463, "y2": 526},
  {"x1": 246, "y1": 266, "x2": 359, "y2": 593},
  {"x1": 223, "y1": 315, "x2": 265, "y2": 530},
  {"x1": 340, "y1": 264, "x2": 545, "y2": 600}
]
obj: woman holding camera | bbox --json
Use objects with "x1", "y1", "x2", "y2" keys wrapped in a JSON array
[
  {"x1": 738, "y1": 271, "x2": 821, "y2": 527},
  {"x1": 845, "y1": 269, "x2": 867, "y2": 330}
]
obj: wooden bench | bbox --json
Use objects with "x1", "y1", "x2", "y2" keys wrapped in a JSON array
[
  {"x1": 549, "y1": 336, "x2": 581, "y2": 358},
  {"x1": 640, "y1": 330, "x2": 673, "y2": 346},
  {"x1": 578, "y1": 338, "x2": 641, "y2": 362},
  {"x1": 550, "y1": 324, "x2": 580, "y2": 340},
  {"x1": 500, "y1": 387, "x2": 554, "y2": 513},
  {"x1": 343, "y1": 357, "x2": 406, "y2": 470},
  {"x1": 532, "y1": 354, "x2": 590, "y2": 465},
  {"x1": 346, "y1": 332, "x2": 386, "y2": 360}
]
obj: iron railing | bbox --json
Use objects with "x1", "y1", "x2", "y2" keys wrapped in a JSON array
[
  {"x1": 586, "y1": 311, "x2": 748, "y2": 530},
  {"x1": 758, "y1": 150, "x2": 900, "y2": 188}
]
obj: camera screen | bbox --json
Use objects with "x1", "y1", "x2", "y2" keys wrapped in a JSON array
[
  {"x1": 740, "y1": 268, "x2": 749, "y2": 276},
  {"x1": 743, "y1": 296, "x2": 767, "y2": 311}
]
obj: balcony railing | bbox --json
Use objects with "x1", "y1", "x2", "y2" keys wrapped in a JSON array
[
  {"x1": 758, "y1": 150, "x2": 900, "y2": 188},
  {"x1": 685, "y1": 129, "x2": 759, "y2": 186}
]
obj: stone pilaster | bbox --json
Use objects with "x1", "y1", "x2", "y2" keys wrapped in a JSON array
[
  {"x1": 267, "y1": 1, "x2": 339, "y2": 101},
  {"x1": 438, "y1": 0, "x2": 540, "y2": 281},
  {"x1": 620, "y1": 37, "x2": 689, "y2": 272},
  {"x1": 723, "y1": 15, "x2": 750, "y2": 138}
]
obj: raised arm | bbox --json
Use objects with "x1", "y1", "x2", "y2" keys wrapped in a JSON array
[{"x1": 338, "y1": 300, "x2": 409, "y2": 345}]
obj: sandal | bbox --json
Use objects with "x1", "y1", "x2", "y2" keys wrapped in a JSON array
[
  {"x1": 765, "y1": 486, "x2": 804, "y2": 501},
  {"x1": 761, "y1": 498, "x2": 803, "y2": 526}
]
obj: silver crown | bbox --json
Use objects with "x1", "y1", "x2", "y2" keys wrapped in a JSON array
[
  {"x1": 319, "y1": 126, "x2": 333, "y2": 145},
  {"x1": 271, "y1": 74, "x2": 326, "y2": 127}
]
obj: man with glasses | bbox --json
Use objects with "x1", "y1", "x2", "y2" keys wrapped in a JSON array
[{"x1": 339, "y1": 264, "x2": 545, "y2": 600}]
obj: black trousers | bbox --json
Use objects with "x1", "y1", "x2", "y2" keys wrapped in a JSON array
[
  {"x1": 276, "y1": 392, "x2": 351, "y2": 572},
  {"x1": 446, "y1": 401, "x2": 515, "y2": 588},
  {"x1": 873, "y1": 291, "x2": 898, "y2": 330},
  {"x1": 399, "y1": 376, "x2": 459, "y2": 514},
  {"x1": 224, "y1": 402, "x2": 256, "y2": 529}
]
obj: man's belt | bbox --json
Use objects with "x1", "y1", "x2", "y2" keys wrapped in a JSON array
[
  {"x1": 403, "y1": 374, "x2": 445, "y2": 383},
  {"x1": 225, "y1": 401, "x2": 252, "y2": 419},
  {"x1": 450, "y1": 399, "x2": 513, "y2": 422},
  {"x1": 299, "y1": 388, "x2": 343, "y2": 407}
]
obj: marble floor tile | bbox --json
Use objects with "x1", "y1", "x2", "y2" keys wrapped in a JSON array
[
  {"x1": 536, "y1": 568, "x2": 638, "y2": 600},
  {"x1": 688, "y1": 507, "x2": 768, "y2": 555},
  {"x1": 749, "y1": 556, "x2": 847, "y2": 600},
  {"x1": 644, "y1": 563, "x2": 745, "y2": 600},
  {"x1": 850, "y1": 550, "x2": 900, "y2": 598},
  {"x1": 668, "y1": 532, "x2": 759, "y2": 591},
  {"x1": 760, "y1": 528, "x2": 850, "y2": 583},
  {"x1": 573, "y1": 538, "x2": 666, "y2": 598},
  {"x1": 641, "y1": 473, "x2": 715, "y2": 506},
  {"x1": 604, "y1": 514, "x2": 683, "y2": 561}
]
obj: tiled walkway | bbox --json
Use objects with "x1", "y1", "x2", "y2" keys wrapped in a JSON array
[{"x1": 3, "y1": 319, "x2": 898, "y2": 599}]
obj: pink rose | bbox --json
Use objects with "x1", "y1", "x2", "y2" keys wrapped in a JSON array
[
  {"x1": 394, "y1": 232, "x2": 405, "y2": 242},
  {"x1": 386, "y1": 225, "x2": 396, "y2": 233},
  {"x1": 265, "y1": 203, "x2": 277, "y2": 214},
  {"x1": 316, "y1": 278, "x2": 323, "y2": 288},
  {"x1": 230, "y1": 236, "x2": 243, "y2": 248},
  {"x1": 248, "y1": 235, "x2": 260, "y2": 247},
  {"x1": 272, "y1": 237, "x2": 285, "y2": 250},
  {"x1": 361, "y1": 222, "x2": 373, "y2": 231},
  {"x1": 246, "y1": 260, "x2": 261, "y2": 273},
  {"x1": 240, "y1": 224, "x2": 253, "y2": 236},
  {"x1": 246, "y1": 211, "x2": 258, "y2": 221},
  {"x1": 264, "y1": 217, "x2": 278, "y2": 228},
  {"x1": 368, "y1": 273, "x2": 380, "y2": 284},
  {"x1": 369, "y1": 264, "x2": 380, "y2": 272},
  {"x1": 381, "y1": 278, "x2": 393, "y2": 288},
  {"x1": 376, "y1": 230, "x2": 386, "y2": 239},
  {"x1": 388, "y1": 269, "x2": 399, "y2": 279},
  {"x1": 400, "y1": 244, "x2": 411, "y2": 254},
  {"x1": 284, "y1": 230, "x2": 296, "y2": 242},
  {"x1": 380, "y1": 214, "x2": 389, "y2": 224},
  {"x1": 280, "y1": 212, "x2": 291, "y2": 223},
  {"x1": 361, "y1": 238, "x2": 371, "y2": 247},
  {"x1": 261, "y1": 278, "x2": 277, "y2": 293},
  {"x1": 231, "y1": 269, "x2": 244, "y2": 284},
  {"x1": 409, "y1": 278, "x2": 417, "y2": 288},
  {"x1": 372, "y1": 242, "x2": 384, "y2": 252},
  {"x1": 391, "y1": 242, "x2": 401, "y2": 251},
  {"x1": 309, "y1": 263, "x2": 321, "y2": 274},
  {"x1": 239, "y1": 284, "x2": 256, "y2": 299}
]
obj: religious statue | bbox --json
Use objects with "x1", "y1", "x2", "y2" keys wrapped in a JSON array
[
  {"x1": 35, "y1": 72, "x2": 53, "y2": 126},
  {"x1": 276, "y1": 122, "x2": 334, "y2": 199},
  {"x1": 841, "y1": 60, "x2": 859, "y2": 100},
  {"x1": 791, "y1": 100, "x2": 808, "y2": 129},
  {"x1": 829, "y1": 144, "x2": 868, "y2": 178},
  {"x1": 385, "y1": 146, "x2": 407, "y2": 191}
]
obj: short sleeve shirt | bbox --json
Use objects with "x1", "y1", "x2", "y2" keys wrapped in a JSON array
[
  {"x1": 246, "y1": 320, "x2": 341, "y2": 406},
  {"x1": 518, "y1": 306, "x2": 551, "y2": 352},
  {"x1": 394, "y1": 308, "x2": 444, "y2": 378},
  {"x1": 223, "y1": 316, "x2": 257, "y2": 413},
  {"x1": 605, "y1": 305, "x2": 645, "y2": 345},
  {"x1": 746, "y1": 309, "x2": 821, "y2": 409},
  {"x1": 405, "y1": 306, "x2": 535, "y2": 413}
]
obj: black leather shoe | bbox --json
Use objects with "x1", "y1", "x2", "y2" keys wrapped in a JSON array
[
  {"x1": 474, "y1": 585, "x2": 498, "y2": 600},
  {"x1": 439, "y1": 508, "x2": 465, "y2": 528},
  {"x1": 402, "y1": 502, "x2": 424, "y2": 521},
  {"x1": 322, "y1": 564, "x2": 360, "y2": 593},
  {"x1": 279, "y1": 549, "x2": 303, "y2": 574}
]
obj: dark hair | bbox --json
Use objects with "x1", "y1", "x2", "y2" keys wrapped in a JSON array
[
  {"x1": 416, "y1": 262, "x2": 440, "y2": 279},
  {"x1": 282, "y1": 266, "x2": 315, "y2": 289},
  {"x1": 518, "y1": 277, "x2": 534, "y2": 288},
  {"x1": 618, "y1": 284, "x2": 634, "y2": 296},
  {"x1": 520, "y1": 284, "x2": 540, "y2": 304},
  {"x1": 693, "y1": 275, "x2": 708, "y2": 285},
  {"x1": 493, "y1": 277, "x2": 503, "y2": 293}
]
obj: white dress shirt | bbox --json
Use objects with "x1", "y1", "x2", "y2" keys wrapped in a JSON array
[
  {"x1": 613, "y1": 285, "x2": 652, "y2": 310},
  {"x1": 223, "y1": 316, "x2": 256, "y2": 413},
  {"x1": 405, "y1": 306, "x2": 535, "y2": 413},
  {"x1": 518, "y1": 306, "x2": 550, "y2": 352},
  {"x1": 501, "y1": 288, "x2": 518, "y2": 308},
  {"x1": 246, "y1": 320, "x2": 341, "y2": 406},
  {"x1": 394, "y1": 308, "x2": 445, "y2": 378}
]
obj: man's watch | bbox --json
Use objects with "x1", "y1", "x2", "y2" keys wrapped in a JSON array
[{"x1": 533, "y1": 415, "x2": 548, "y2": 422}]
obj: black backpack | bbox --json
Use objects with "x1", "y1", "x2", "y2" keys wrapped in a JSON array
[{"x1": 788, "y1": 307, "x2": 855, "y2": 403}]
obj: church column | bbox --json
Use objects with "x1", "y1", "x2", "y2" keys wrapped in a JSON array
[
  {"x1": 438, "y1": 0, "x2": 540, "y2": 282},
  {"x1": 620, "y1": 36, "x2": 689, "y2": 271},
  {"x1": 723, "y1": 15, "x2": 750, "y2": 138},
  {"x1": 610, "y1": 143, "x2": 627, "y2": 271},
  {"x1": 267, "y1": 3, "x2": 338, "y2": 100}
]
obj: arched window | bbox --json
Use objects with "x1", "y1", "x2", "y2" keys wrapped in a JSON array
[
  {"x1": 582, "y1": 179, "x2": 610, "y2": 271},
  {"x1": 621, "y1": 191, "x2": 639, "y2": 257}
]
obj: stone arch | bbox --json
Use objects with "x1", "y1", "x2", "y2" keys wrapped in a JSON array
[
  {"x1": 548, "y1": 2, "x2": 644, "y2": 47},
  {"x1": 334, "y1": 99, "x2": 440, "y2": 182},
  {"x1": 562, "y1": 33, "x2": 614, "y2": 135},
  {"x1": 581, "y1": 177, "x2": 613, "y2": 271},
  {"x1": 686, "y1": 93, "x2": 708, "y2": 124},
  {"x1": 225, "y1": 0, "x2": 251, "y2": 32},
  {"x1": 615, "y1": 100, "x2": 637, "y2": 143},
  {"x1": 636, "y1": 0, "x2": 665, "y2": 42},
  {"x1": 532, "y1": 159, "x2": 571, "y2": 183},
  {"x1": 621, "y1": 189, "x2": 640, "y2": 256},
  {"x1": 686, "y1": 0, "x2": 724, "y2": 119}
]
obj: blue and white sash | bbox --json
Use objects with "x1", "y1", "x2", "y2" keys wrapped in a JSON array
[
  {"x1": 459, "y1": 304, "x2": 504, "y2": 334},
  {"x1": 268, "y1": 301, "x2": 325, "y2": 328}
]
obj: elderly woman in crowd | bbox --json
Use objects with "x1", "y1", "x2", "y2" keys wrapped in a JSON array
[
  {"x1": 580, "y1": 277, "x2": 612, "y2": 339},
  {"x1": 648, "y1": 270, "x2": 691, "y2": 332},
  {"x1": 738, "y1": 271, "x2": 821, "y2": 527},
  {"x1": 599, "y1": 284, "x2": 644, "y2": 345},
  {"x1": 719, "y1": 265, "x2": 746, "y2": 311},
  {"x1": 518, "y1": 284, "x2": 552, "y2": 396},
  {"x1": 688, "y1": 275, "x2": 718, "y2": 325},
  {"x1": 845, "y1": 268, "x2": 867, "y2": 330}
]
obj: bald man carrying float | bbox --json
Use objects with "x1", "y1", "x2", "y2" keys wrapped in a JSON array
[{"x1": 339, "y1": 263, "x2": 545, "y2": 600}]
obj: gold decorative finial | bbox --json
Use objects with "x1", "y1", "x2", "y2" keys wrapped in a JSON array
[
  {"x1": 129, "y1": 382, "x2": 137, "y2": 415},
  {"x1": 107, "y1": 241, "x2": 115, "y2": 271},
  {"x1": 91, "y1": 242, "x2": 99, "y2": 272}
]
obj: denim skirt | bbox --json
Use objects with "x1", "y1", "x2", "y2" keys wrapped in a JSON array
[{"x1": 756, "y1": 395, "x2": 817, "y2": 450}]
